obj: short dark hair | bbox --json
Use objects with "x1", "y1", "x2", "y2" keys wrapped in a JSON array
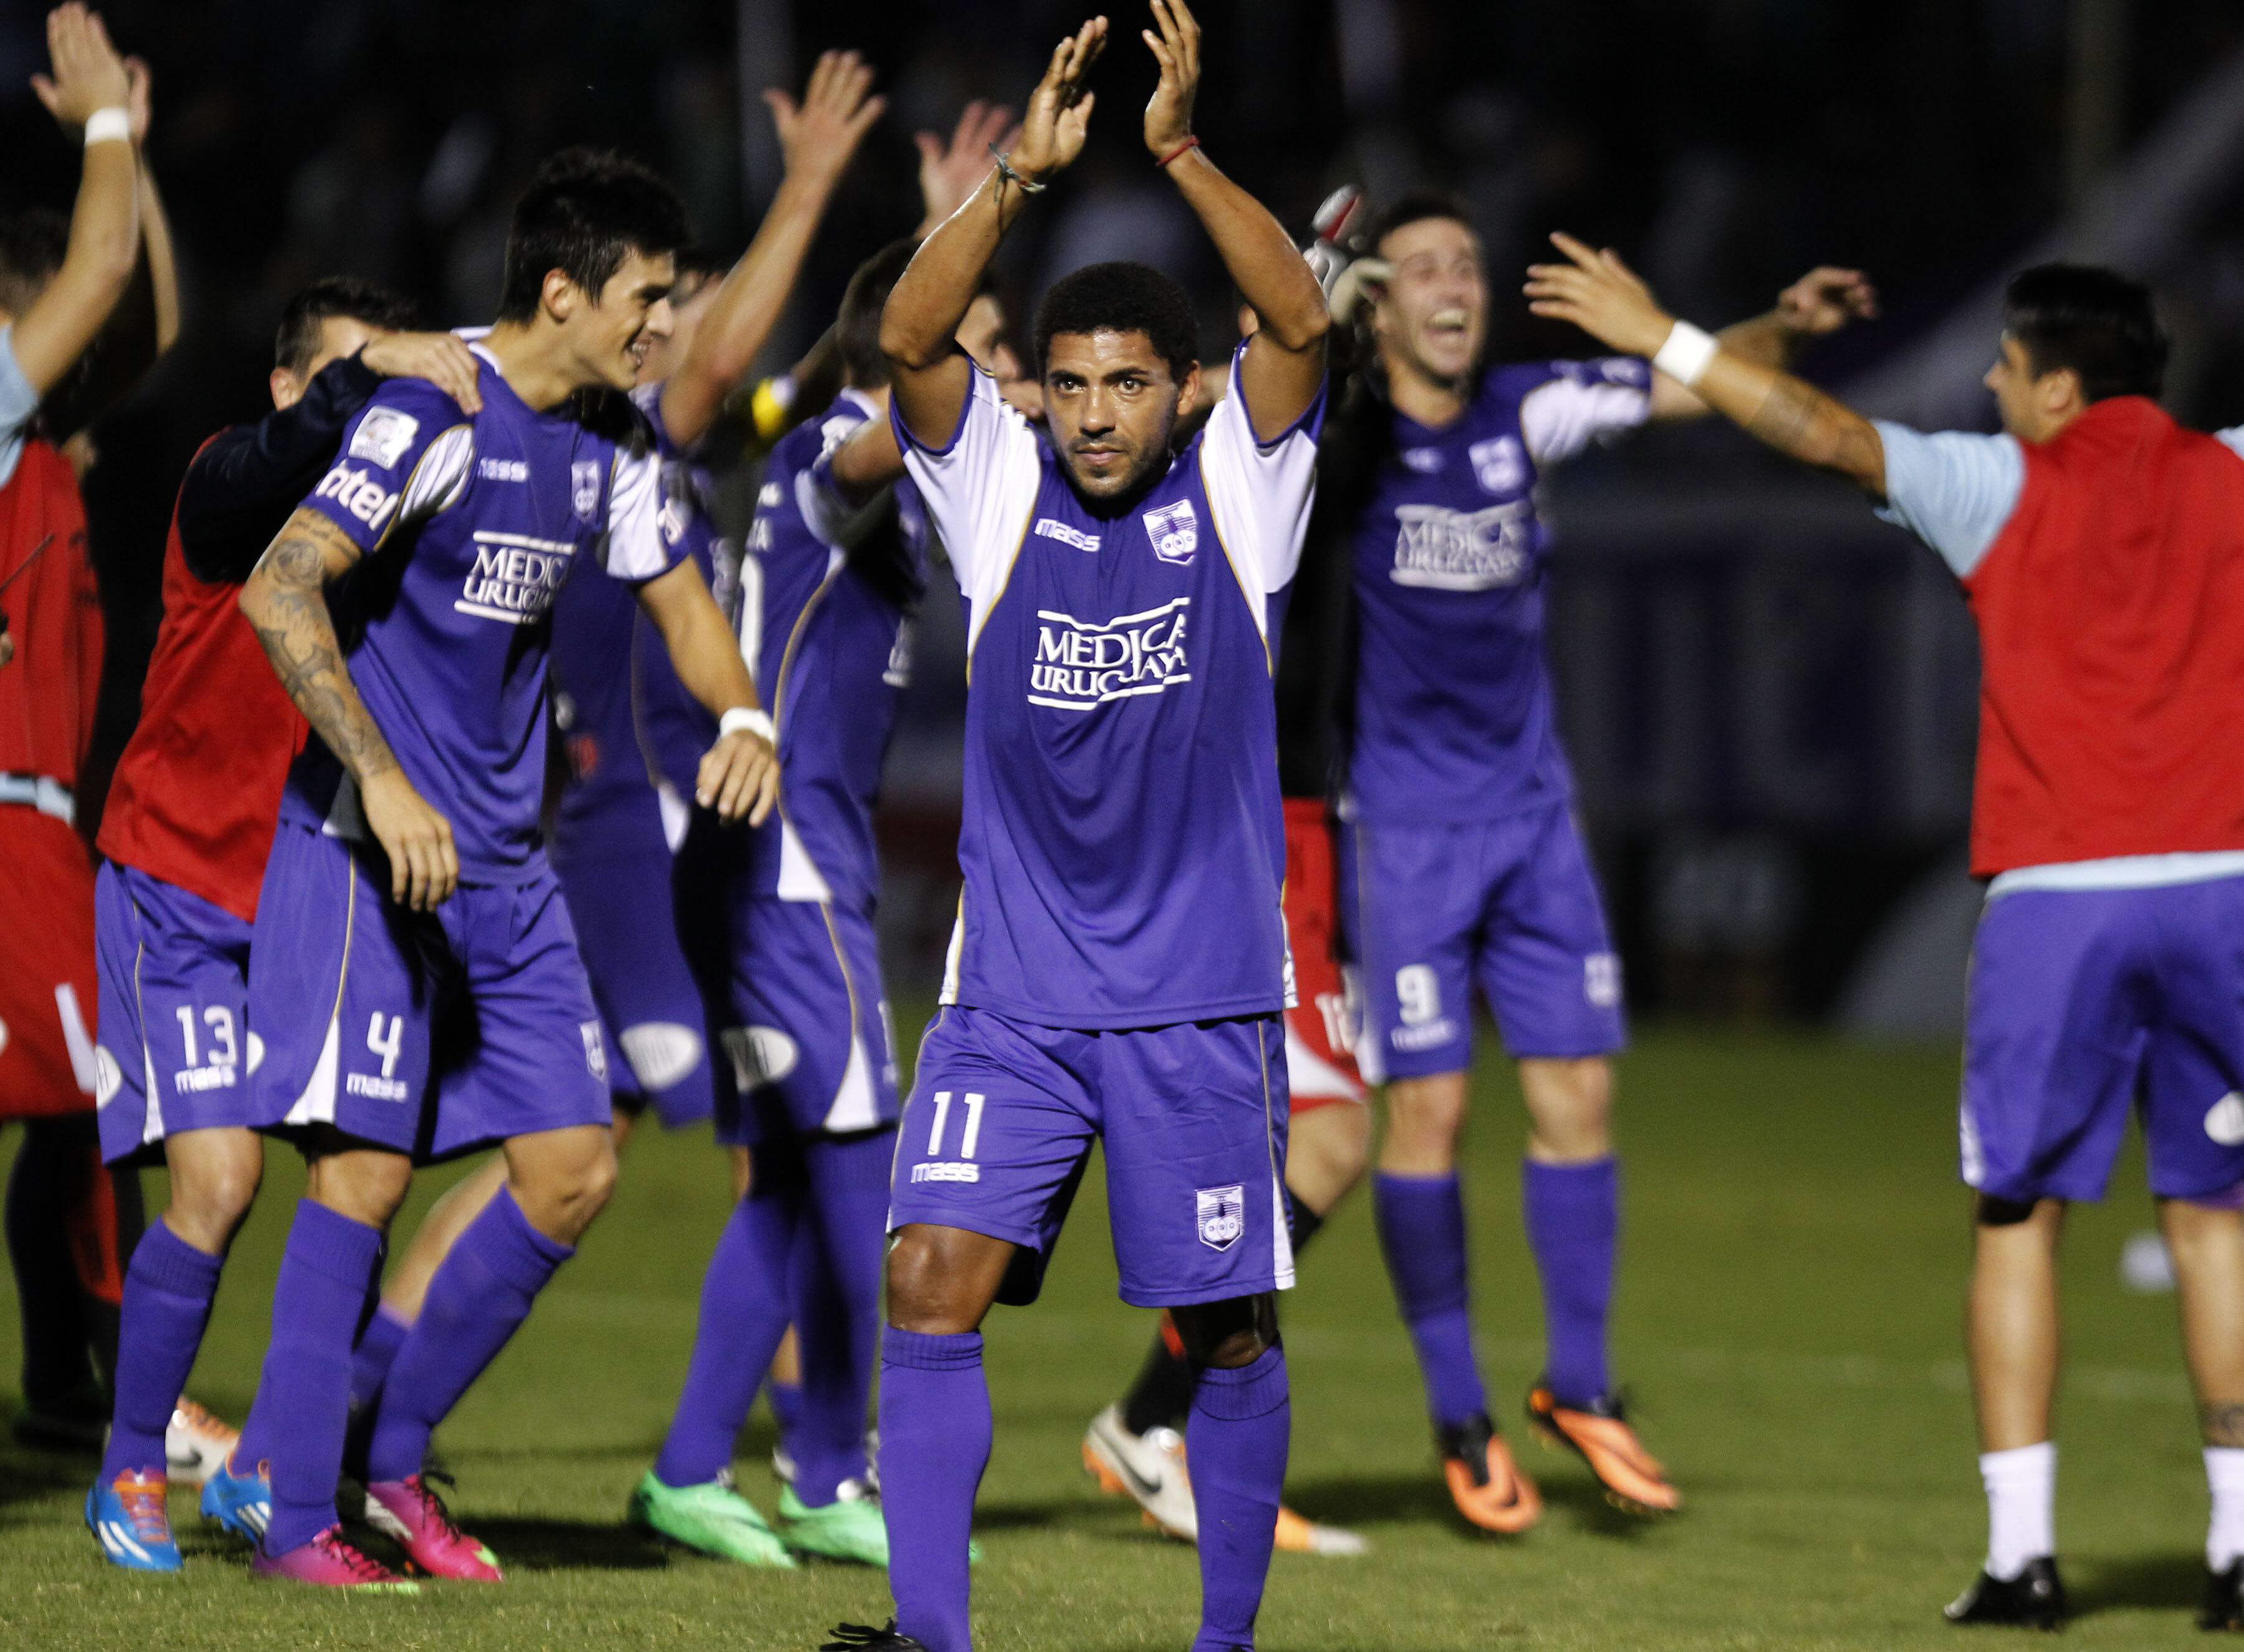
[
  {"x1": 1034, "y1": 261, "x2": 1199, "y2": 380},
  {"x1": 274, "y1": 277, "x2": 421, "y2": 373},
  {"x1": 2002, "y1": 263, "x2": 2168, "y2": 403},
  {"x1": 1368, "y1": 189, "x2": 1475, "y2": 255},
  {"x1": 0, "y1": 209, "x2": 69, "y2": 316},
  {"x1": 839, "y1": 237, "x2": 923, "y2": 390},
  {"x1": 496, "y1": 148, "x2": 690, "y2": 323}
]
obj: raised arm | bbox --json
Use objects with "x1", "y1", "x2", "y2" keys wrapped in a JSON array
[
  {"x1": 14, "y1": 5, "x2": 138, "y2": 398},
  {"x1": 128, "y1": 59, "x2": 179, "y2": 358},
  {"x1": 633, "y1": 556, "x2": 779, "y2": 826},
  {"x1": 1141, "y1": 0, "x2": 1326, "y2": 439},
  {"x1": 1645, "y1": 265, "x2": 1877, "y2": 421},
  {"x1": 1527, "y1": 232, "x2": 1887, "y2": 494},
  {"x1": 239, "y1": 508, "x2": 458, "y2": 909},
  {"x1": 881, "y1": 17, "x2": 1107, "y2": 447},
  {"x1": 661, "y1": 50, "x2": 885, "y2": 449}
]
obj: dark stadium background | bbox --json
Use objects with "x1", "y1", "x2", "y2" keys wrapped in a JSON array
[{"x1": 6, "y1": 0, "x2": 2244, "y2": 1033}]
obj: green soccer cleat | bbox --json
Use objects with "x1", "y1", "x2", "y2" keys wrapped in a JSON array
[
  {"x1": 777, "y1": 1481, "x2": 889, "y2": 1567},
  {"x1": 627, "y1": 1469, "x2": 798, "y2": 1568}
]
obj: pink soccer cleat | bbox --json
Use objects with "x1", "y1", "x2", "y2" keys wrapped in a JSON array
[
  {"x1": 252, "y1": 1526, "x2": 420, "y2": 1592},
  {"x1": 363, "y1": 1475, "x2": 504, "y2": 1582}
]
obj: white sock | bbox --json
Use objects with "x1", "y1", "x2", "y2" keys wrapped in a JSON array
[
  {"x1": 1980, "y1": 1441, "x2": 2056, "y2": 1580},
  {"x1": 2207, "y1": 1448, "x2": 2244, "y2": 1570}
]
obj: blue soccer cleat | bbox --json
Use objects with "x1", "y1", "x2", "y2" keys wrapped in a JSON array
[
  {"x1": 200, "y1": 1452, "x2": 272, "y2": 1545},
  {"x1": 87, "y1": 1468, "x2": 183, "y2": 1572}
]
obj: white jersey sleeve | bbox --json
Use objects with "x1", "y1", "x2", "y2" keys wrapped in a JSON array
[
  {"x1": 1871, "y1": 421, "x2": 2025, "y2": 580},
  {"x1": 894, "y1": 365, "x2": 1043, "y2": 615},
  {"x1": 602, "y1": 442, "x2": 689, "y2": 582},
  {"x1": 1197, "y1": 343, "x2": 1326, "y2": 621},
  {"x1": 2214, "y1": 426, "x2": 2244, "y2": 464},
  {"x1": 0, "y1": 328, "x2": 37, "y2": 490},
  {"x1": 1518, "y1": 358, "x2": 1653, "y2": 468},
  {"x1": 799, "y1": 398, "x2": 891, "y2": 549}
]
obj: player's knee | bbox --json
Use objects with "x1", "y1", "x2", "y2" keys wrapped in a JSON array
[
  {"x1": 522, "y1": 1141, "x2": 618, "y2": 1243},
  {"x1": 305, "y1": 1147, "x2": 413, "y2": 1228},
  {"x1": 885, "y1": 1224, "x2": 1005, "y2": 1334},
  {"x1": 167, "y1": 1144, "x2": 263, "y2": 1249},
  {"x1": 1520, "y1": 1055, "x2": 1611, "y2": 1160},
  {"x1": 1386, "y1": 1073, "x2": 1469, "y2": 1139},
  {"x1": 1171, "y1": 1293, "x2": 1278, "y2": 1370},
  {"x1": 1975, "y1": 1192, "x2": 2043, "y2": 1229}
]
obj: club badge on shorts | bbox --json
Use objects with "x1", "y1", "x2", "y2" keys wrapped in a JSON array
[
  {"x1": 1143, "y1": 499, "x2": 1198, "y2": 565},
  {"x1": 1196, "y1": 1183, "x2": 1245, "y2": 1251}
]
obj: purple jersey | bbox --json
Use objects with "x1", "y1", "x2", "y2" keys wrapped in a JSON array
[
  {"x1": 898, "y1": 350, "x2": 1321, "y2": 1029},
  {"x1": 734, "y1": 390, "x2": 928, "y2": 910},
  {"x1": 1346, "y1": 358, "x2": 1651, "y2": 824},
  {"x1": 284, "y1": 348, "x2": 685, "y2": 877}
]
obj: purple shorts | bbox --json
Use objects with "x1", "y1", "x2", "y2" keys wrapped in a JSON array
[
  {"x1": 247, "y1": 823, "x2": 611, "y2": 1162},
  {"x1": 889, "y1": 1006, "x2": 1293, "y2": 1309},
  {"x1": 1346, "y1": 805, "x2": 1625, "y2": 1080},
  {"x1": 92, "y1": 862, "x2": 259, "y2": 1165},
  {"x1": 692, "y1": 894, "x2": 900, "y2": 1148},
  {"x1": 555, "y1": 831, "x2": 714, "y2": 1132},
  {"x1": 1963, "y1": 875, "x2": 2244, "y2": 1204}
]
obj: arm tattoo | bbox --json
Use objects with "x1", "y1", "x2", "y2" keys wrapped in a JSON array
[
  {"x1": 1745, "y1": 375, "x2": 1883, "y2": 484},
  {"x1": 2203, "y1": 1403, "x2": 2244, "y2": 1448},
  {"x1": 244, "y1": 508, "x2": 400, "y2": 781}
]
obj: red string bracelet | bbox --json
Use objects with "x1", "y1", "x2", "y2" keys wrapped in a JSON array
[{"x1": 1158, "y1": 136, "x2": 1201, "y2": 168}]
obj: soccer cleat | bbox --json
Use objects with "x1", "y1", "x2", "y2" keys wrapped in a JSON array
[
  {"x1": 199, "y1": 1451, "x2": 272, "y2": 1545},
  {"x1": 2203, "y1": 1560, "x2": 2244, "y2": 1631},
  {"x1": 627, "y1": 1468, "x2": 798, "y2": 1568},
  {"x1": 1437, "y1": 1413, "x2": 1542, "y2": 1535},
  {"x1": 777, "y1": 1480, "x2": 888, "y2": 1567},
  {"x1": 1944, "y1": 1557, "x2": 2065, "y2": 1630},
  {"x1": 1082, "y1": 1403, "x2": 1366, "y2": 1555},
  {"x1": 86, "y1": 1468, "x2": 183, "y2": 1572},
  {"x1": 362, "y1": 1474, "x2": 503, "y2": 1582},
  {"x1": 1525, "y1": 1382, "x2": 1681, "y2": 1515},
  {"x1": 1084, "y1": 1405, "x2": 1199, "y2": 1540},
  {"x1": 166, "y1": 1397, "x2": 241, "y2": 1487},
  {"x1": 821, "y1": 1622, "x2": 928, "y2": 1650},
  {"x1": 253, "y1": 1525, "x2": 421, "y2": 1591}
]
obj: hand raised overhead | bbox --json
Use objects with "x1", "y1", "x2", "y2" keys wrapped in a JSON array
[
  {"x1": 1141, "y1": 0, "x2": 1201, "y2": 159},
  {"x1": 1009, "y1": 16, "x2": 1106, "y2": 184}
]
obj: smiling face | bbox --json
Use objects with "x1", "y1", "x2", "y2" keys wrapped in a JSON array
[
  {"x1": 636, "y1": 267, "x2": 716, "y2": 388},
  {"x1": 1372, "y1": 214, "x2": 1487, "y2": 391},
  {"x1": 1042, "y1": 328, "x2": 1201, "y2": 503},
  {"x1": 556, "y1": 246, "x2": 676, "y2": 393}
]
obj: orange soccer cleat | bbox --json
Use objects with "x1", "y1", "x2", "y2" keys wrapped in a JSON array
[
  {"x1": 1525, "y1": 1382, "x2": 1680, "y2": 1516},
  {"x1": 1436, "y1": 1414, "x2": 1541, "y2": 1535}
]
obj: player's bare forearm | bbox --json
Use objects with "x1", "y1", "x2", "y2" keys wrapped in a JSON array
[
  {"x1": 239, "y1": 508, "x2": 399, "y2": 783},
  {"x1": 1695, "y1": 353, "x2": 1887, "y2": 493},
  {"x1": 828, "y1": 419, "x2": 906, "y2": 504},
  {"x1": 636, "y1": 556, "x2": 760, "y2": 718},
  {"x1": 1167, "y1": 149, "x2": 1328, "y2": 430},
  {"x1": 137, "y1": 153, "x2": 180, "y2": 355},
  {"x1": 11, "y1": 140, "x2": 137, "y2": 396},
  {"x1": 665, "y1": 181, "x2": 835, "y2": 448}
]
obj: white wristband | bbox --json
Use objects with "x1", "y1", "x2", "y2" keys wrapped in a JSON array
[
  {"x1": 720, "y1": 707, "x2": 775, "y2": 744},
  {"x1": 83, "y1": 107, "x2": 130, "y2": 148},
  {"x1": 1651, "y1": 319, "x2": 1719, "y2": 388}
]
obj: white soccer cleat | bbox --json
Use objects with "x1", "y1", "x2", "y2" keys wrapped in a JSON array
[
  {"x1": 1083, "y1": 1404, "x2": 1198, "y2": 1542},
  {"x1": 166, "y1": 1398, "x2": 241, "y2": 1488}
]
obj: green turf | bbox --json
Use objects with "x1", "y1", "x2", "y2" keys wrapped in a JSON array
[{"x1": 0, "y1": 1024, "x2": 2214, "y2": 1649}]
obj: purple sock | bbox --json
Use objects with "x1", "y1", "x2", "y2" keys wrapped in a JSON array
[
  {"x1": 363, "y1": 1187, "x2": 569, "y2": 1484},
  {"x1": 1187, "y1": 1345, "x2": 1290, "y2": 1652},
  {"x1": 100, "y1": 1223, "x2": 223, "y2": 1481},
  {"x1": 767, "y1": 1378, "x2": 804, "y2": 1464},
  {"x1": 653, "y1": 1181, "x2": 799, "y2": 1488},
  {"x1": 792, "y1": 1131, "x2": 891, "y2": 1506},
  {"x1": 1523, "y1": 1157, "x2": 1618, "y2": 1405},
  {"x1": 879, "y1": 1329, "x2": 989, "y2": 1652},
  {"x1": 1373, "y1": 1172, "x2": 1489, "y2": 1430},
  {"x1": 258, "y1": 1200, "x2": 386, "y2": 1554},
  {"x1": 350, "y1": 1303, "x2": 410, "y2": 1413}
]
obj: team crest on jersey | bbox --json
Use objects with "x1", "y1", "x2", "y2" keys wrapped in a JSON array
[
  {"x1": 572, "y1": 460, "x2": 601, "y2": 521},
  {"x1": 1469, "y1": 436, "x2": 1527, "y2": 495},
  {"x1": 349, "y1": 407, "x2": 420, "y2": 469},
  {"x1": 1196, "y1": 1184, "x2": 1245, "y2": 1252},
  {"x1": 1142, "y1": 499, "x2": 1199, "y2": 565}
]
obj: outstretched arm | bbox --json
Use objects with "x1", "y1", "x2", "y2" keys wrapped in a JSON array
[
  {"x1": 634, "y1": 556, "x2": 779, "y2": 826},
  {"x1": 1646, "y1": 265, "x2": 1878, "y2": 421},
  {"x1": 881, "y1": 17, "x2": 1107, "y2": 447},
  {"x1": 239, "y1": 508, "x2": 459, "y2": 909},
  {"x1": 661, "y1": 50, "x2": 885, "y2": 449},
  {"x1": 1141, "y1": 0, "x2": 1326, "y2": 438},
  {"x1": 1528, "y1": 232, "x2": 1887, "y2": 494}
]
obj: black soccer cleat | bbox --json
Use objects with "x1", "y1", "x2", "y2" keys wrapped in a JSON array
[
  {"x1": 821, "y1": 1623, "x2": 929, "y2": 1651},
  {"x1": 1944, "y1": 1557, "x2": 2066, "y2": 1631},
  {"x1": 2202, "y1": 1560, "x2": 2244, "y2": 1631}
]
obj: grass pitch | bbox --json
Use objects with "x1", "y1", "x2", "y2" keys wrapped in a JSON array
[{"x1": 0, "y1": 1024, "x2": 2216, "y2": 1649}]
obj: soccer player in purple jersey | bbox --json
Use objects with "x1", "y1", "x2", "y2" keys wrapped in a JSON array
[
  {"x1": 820, "y1": 7, "x2": 1326, "y2": 1651},
  {"x1": 1330, "y1": 193, "x2": 1873, "y2": 1528},
  {"x1": 231, "y1": 150, "x2": 777, "y2": 1591}
]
